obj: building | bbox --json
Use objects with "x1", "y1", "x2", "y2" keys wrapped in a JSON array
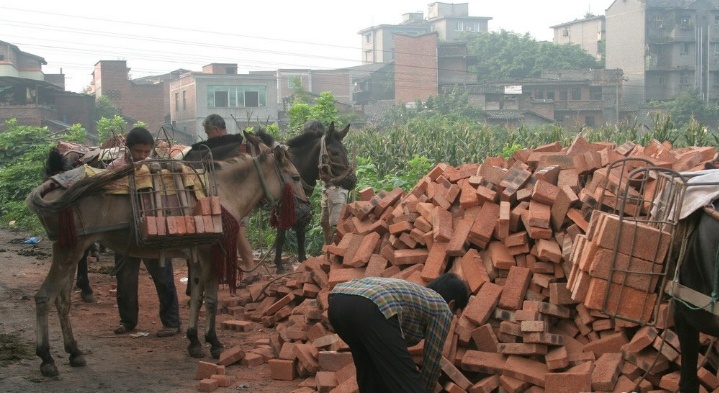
[
  {"x1": 169, "y1": 63, "x2": 279, "y2": 143},
  {"x1": 0, "y1": 40, "x2": 94, "y2": 135},
  {"x1": 449, "y1": 69, "x2": 627, "y2": 129},
  {"x1": 605, "y1": 0, "x2": 719, "y2": 104},
  {"x1": 551, "y1": 14, "x2": 605, "y2": 61},
  {"x1": 89, "y1": 60, "x2": 186, "y2": 134},
  {"x1": 358, "y1": 2, "x2": 490, "y2": 65}
]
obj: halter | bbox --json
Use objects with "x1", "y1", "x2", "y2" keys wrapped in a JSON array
[
  {"x1": 318, "y1": 135, "x2": 354, "y2": 186},
  {"x1": 252, "y1": 152, "x2": 293, "y2": 207}
]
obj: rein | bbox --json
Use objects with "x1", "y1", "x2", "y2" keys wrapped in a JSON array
[{"x1": 318, "y1": 135, "x2": 354, "y2": 185}]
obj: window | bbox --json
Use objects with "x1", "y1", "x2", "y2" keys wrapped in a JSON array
[
  {"x1": 563, "y1": 28, "x2": 570, "y2": 37},
  {"x1": 174, "y1": 93, "x2": 179, "y2": 112},
  {"x1": 182, "y1": 91, "x2": 186, "y2": 110},
  {"x1": 590, "y1": 87, "x2": 602, "y2": 100},
  {"x1": 364, "y1": 33, "x2": 371, "y2": 44},
  {"x1": 559, "y1": 90, "x2": 568, "y2": 101},
  {"x1": 534, "y1": 88, "x2": 544, "y2": 99},
  {"x1": 655, "y1": 74, "x2": 666, "y2": 85},
  {"x1": 680, "y1": 43, "x2": 690, "y2": 55},
  {"x1": 714, "y1": 43, "x2": 719, "y2": 57},
  {"x1": 455, "y1": 22, "x2": 464, "y2": 31},
  {"x1": 680, "y1": 73, "x2": 690, "y2": 85},
  {"x1": 654, "y1": 16, "x2": 664, "y2": 29},
  {"x1": 680, "y1": 16, "x2": 691, "y2": 28},
  {"x1": 585, "y1": 116, "x2": 595, "y2": 127},
  {"x1": 546, "y1": 91, "x2": 555, "y2": 100},
  {"x1": 207, "y1": 85, "x2": 267, "y2": 108},
  {"x1": 571, "y1": 88, "x2": 581, "y2": 100},
  {"x1": 0, "y1": 54, "x2": 4, "y2": 61},
  {"x1": 714, "y1": 73, "x2": 719, "y2": 86}
]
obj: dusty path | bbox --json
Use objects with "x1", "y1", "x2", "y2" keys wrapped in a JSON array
[{"x1": 0, "y1": 228, "x2": 301, "y2": 393}]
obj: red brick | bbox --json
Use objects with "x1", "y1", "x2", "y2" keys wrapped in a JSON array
[
  {"x1": 468, "y1": 202, "x2": 500, "y2": 248},
  {"x1": 496, "y1": 201, "x2": 511, "y2": 240},
  {"x1": 498, "y1": 374, "x2": 531, "y2": 393},
  {"x1": 531, "y1": 179, "x2": 560, "y2": 205},
  {"x1": 318, "y1": 351, "x2": 353, "y2": 372},
  {"x1": 218, "y1": 344, "x2": 246, "y2": 366},
  {"x1": 471, "y1": 323, "x2": 499, "y2": 353},
  {"x1": 209, "y1": 374, "x2": 231, "y2": 387},
  {"x1": 592, "y1": 352, "x2": 623, "y2": 391},
  {"x1": 195, "y1": 361, "x2": 221, "y2": 380},
  {"x1": 550, "y1": 185, "x2": 579, "y2": 231},
  {"x1": 460, "y1": 350, "x2": 507, "y2": 374},
  {"x1": 198, "y1": 378, "x2": 219, "y2": 392},
  {"x1": 441, "y1": 356, "x2": 472, "y2": 390},
  {"x1": 468, "y1": 375, "x2": 499, "y2": 393},
  {"x1": 592, "y1": 212, "x2": 671, "y2": 263},
  {"x1": 622, "y1": 325, "x2": 658, "y2": 354},
  {"x1": 545, "y1": 369, "x2": 592, "y2": 393},
  {"x1": 453, "y1": 249, "x2": 488, "y2": 294},
  {"x1": 545, "y1": 346, "x2": 568, "y2": 370},
  {"x1": 420, "y1": 242, "x2": 449, "y2": 282},
  {"x1": 364, "y1": 254, "x2": 388, "y2": 278},
  {"x1": 584, "y1": 278, "x2": 657, "y2": 322},
  {"x1": 498, "y1": 266, "x2": 531, "y2": 310},
  {"x1": 488, "y1": 241, "x2": 515, "y2": 270},
  {"x1": 588, "y1": 247, "x2": 660, "y2": 292},
  {"x1": 447, "y1": 218, "x2": 473, "y2": 256},
  {"x1": 432, "y1": 208, "x2": 453, "y2": 242},
  {"x1": 459, "y1": 181, "x2": 480, "y2": 208},
  {"x1": 463, "y1": 282, "x2": 503, "y2": 326},
  {"x1": 388, "y1": 220, "x2": 413, "y2": 235},
  {"x1": 346, "y1": 232, "x2": 380, "y2": 267},
  {"x1": 502, "y1": 355, "x2": 548, "y2": 387},
  {"x1": 392, "y1": 248, "x2": 428, "y2": 265},
  {"x1": 582, "y1": 331, "x2": 628, "y2": 357},
  {"x1": 315, "y1": 371, "x2": 338, "y2": 393},
  {"x1": 535, "y1": 238, "x2": 562, "y2": 263},
  {"x1": 269, "y1": 358, "x2": 297, "y2": 381}
]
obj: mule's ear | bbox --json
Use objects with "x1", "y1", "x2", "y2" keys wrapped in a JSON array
[
  {"x1": 243, "y1": 130, "x2": 261, "y2": 145},
  {"x1": 273, "y1": 145, "x2": 286, "y2": 161},
  {"x1": 337, "y1": 124, "x2": 350, "y2": 140}
]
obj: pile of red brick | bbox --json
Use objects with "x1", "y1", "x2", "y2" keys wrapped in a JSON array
[{"x1": 210, "y1": 136, "x2": 719, "y2": 393}]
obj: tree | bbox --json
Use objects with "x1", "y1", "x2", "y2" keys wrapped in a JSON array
[
  {"x1": 95, "y1": 96, "x2": 122, "y2": 122},
  {"x1": 464, "y1": 30, "x2": 600, "y2": 84},
  {"x1": 650, "y1": 89, "x2": 719, "y2": 129}
]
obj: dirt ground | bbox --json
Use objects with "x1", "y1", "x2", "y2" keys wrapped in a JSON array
[{"x1": 0, "y1": 227, "x2": 305, "y2": 393}]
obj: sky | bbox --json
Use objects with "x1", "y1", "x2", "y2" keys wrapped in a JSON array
[{"x1": 0, "y1": 0, "x2": 615, "y2": 93}]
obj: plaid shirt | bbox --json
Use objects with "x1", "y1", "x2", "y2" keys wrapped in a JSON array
[{"x1": 331, "y1": 277, "x2": 452, "y2": 391}]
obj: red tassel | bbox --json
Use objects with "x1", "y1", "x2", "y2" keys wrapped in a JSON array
[
  {"x1": 211, "y1": 206, "x2": 239, "y2": 295},
  {"x1": 270, "y1": 184, "x2": 296, "y2": 229},
  {"x1": 58, "y1": 208, "x2": 76, "y2": 249}
]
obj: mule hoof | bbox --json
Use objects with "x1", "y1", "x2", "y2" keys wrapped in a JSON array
[
  {"x1": 211, "y1": 346, "x2": 224, "y2": 359},
  {"x1": 276, "y1": 266, "x2": 287, "y2": 274},
  {"x1": 69, "y1": 354, "x2": 86, "y2": 368},
  {"x1": 40, "y1": 363, "x2": 59, "y2": 377},
  {"x1": 80, "y1": 292, "x2": 95, "y2": 303},
  {"x1": 188, "y1": 345, "x2": 205, "y2": 358}
]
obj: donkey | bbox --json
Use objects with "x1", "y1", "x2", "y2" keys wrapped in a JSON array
[{"x1": 26, "y1": 137, "x2": 307, "y2": 377}]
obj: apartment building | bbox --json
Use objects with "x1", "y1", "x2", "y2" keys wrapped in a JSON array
[
  {"x1": 169, "y1": 63, "x2": 279, "y2": 143},
  {"x1": 606, "y1": 0, "x2": 719, "y2": 104},
  {"x1": 358, "y1": 2, "x2": 490, "y2": 65},
  {"x1": 551, "y1": 14, "x2": 605, "y2": 61}
]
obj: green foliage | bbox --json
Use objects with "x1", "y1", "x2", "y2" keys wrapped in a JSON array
[
  {"x1": 649, "y1": 89, "x2": 719, "y2": 129},
  {"x1": 96, "y1": 115, "x2": 128, "y2": 142},
  {"x1": 0, "y1": 120, "x2": 87, "y2": 231},
  {"x1": 463, "y1": 30, "x2": 600, "y2": 84},
  {"x1": 95, "y1": 96, "x2": 121, "y2": 121}
]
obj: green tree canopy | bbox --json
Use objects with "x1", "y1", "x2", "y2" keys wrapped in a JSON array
[
  {"x1": 650, "y1": 88, "x2": 719, "y2": 129},
  {"x1": 464, "y1": 30, "x2": 601, "y2": 84}
]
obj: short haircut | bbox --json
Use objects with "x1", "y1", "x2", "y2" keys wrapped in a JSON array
[
  {"x1": 303, "y1": 119, "x2": 325, "y2": 134},
  {"x1": 125, "y1": 127, "x2": 154, "y2": 147},
  {"x1": 427, "y1": 272, "x2": 470, "y2": 310},
  {"x1": 203, "y1": 114, "x2": 226, "y2": 130}
]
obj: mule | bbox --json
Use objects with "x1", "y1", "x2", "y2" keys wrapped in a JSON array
[
  {"x1": 26, "y1": 138, "x2": 307, "y2": 377},
  {"x1": 256, "y1": 122, "x2": 357, "y2": 273},
  {"x1": 673, "y1": 195, "x2": 719, "y2": 393}
]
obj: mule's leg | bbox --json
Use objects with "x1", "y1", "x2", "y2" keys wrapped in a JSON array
[
  {"x1": 296, "y1": 222, "x2": 307, "y2": 263},
  {"x1": 35, "y1": 243, "x2": 86, "y2": 377},
  {"x1": 186, "y1": 256, "x2": 206, "y2": 358},
  {"x1": 185, "y1": 259, "x2": 192, "y2": 297},
  {"x1": 274, "y1": 228, "x2": 287, "y2": 274},
  {"x1": 75, "y1": 248, "x2": 94, "y2": 303},
  {"x1": 201, "y1": 262, "x2": 223, "y2": 359},
  {"x1": 675, "y1": 301, "x2": 701, "y2": 393}
]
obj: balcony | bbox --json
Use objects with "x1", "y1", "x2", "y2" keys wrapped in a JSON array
[{"x1": 669, "y1": 25, "x2": 696, "y2": 42}]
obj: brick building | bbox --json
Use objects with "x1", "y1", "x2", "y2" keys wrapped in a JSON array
[
  {"x1": 0, "y1": 40, "x2": 94, "y2": 135},
  {"x1": 88, "y1": 60, "x2": 184, "y2": 134}
]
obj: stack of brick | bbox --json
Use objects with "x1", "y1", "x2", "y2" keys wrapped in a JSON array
[
  {"x1": 141, "y1": 195, "x2": 223, "y2": 238},
  {"x1": 210, "y1": 136, "x2": 719, "y2": 393}
]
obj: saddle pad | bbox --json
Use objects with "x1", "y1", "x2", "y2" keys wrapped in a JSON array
[
  {"x1": 679, "y1": 170, "x2": 719, "y2": 219},
  {"x1": 50, "y1": 166, "x2": 90, "y2": 188}
]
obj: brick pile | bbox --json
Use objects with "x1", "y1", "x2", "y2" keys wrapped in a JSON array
[{"x1": 205, "y1": 136, "x2": 719, "y2": 393}]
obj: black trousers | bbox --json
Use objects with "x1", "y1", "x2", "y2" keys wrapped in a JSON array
[
  {"x1": 114, "y1": 254, "x2": 180, "y2": 330},
  {"x1": 328, "y1": 293, "x2": 426, "y2": 393}
]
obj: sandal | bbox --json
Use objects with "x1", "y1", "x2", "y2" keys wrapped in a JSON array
[
  {"x1": 237, "y1": 273, "x2": 262, "y2": 289},
  {"x1": 113, "y1": 324, "x2": 132, "y2": 335}
]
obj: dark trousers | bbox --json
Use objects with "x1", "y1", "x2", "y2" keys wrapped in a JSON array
[
  {"x1": 328, "y1": 294, "x2": 426, "y2": 393},
  {"x1": 114, "y1": 254, "x2": 180, "y2": 329}
]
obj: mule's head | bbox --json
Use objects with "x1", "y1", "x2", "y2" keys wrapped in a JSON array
[
  {"x1": 323, "y1": 122, "x2": 357, "y2": 190},
  {"x1": 244, "y1": 132, "x2": 311, "y2": 227}
]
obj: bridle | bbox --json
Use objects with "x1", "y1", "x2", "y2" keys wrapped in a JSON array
[
  {"x1": 318, "y1": 134, "x2": 354, "y2": 186},
  {"x1": 252, "y1": 152, "x2": 307, "y2": 208}
]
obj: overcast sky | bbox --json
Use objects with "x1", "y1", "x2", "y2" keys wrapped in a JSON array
[{"x1": 0, "y1": 0, "x2": 615, "y2": 93}]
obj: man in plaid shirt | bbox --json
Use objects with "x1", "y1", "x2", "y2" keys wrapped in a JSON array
[{"x1": 328, "y1": 273, "x2": 469, "y2": 393}]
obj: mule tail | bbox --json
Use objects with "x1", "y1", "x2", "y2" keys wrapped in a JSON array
[{"x1": 26, "y1": 165, "x2": 135, "y2": 215}]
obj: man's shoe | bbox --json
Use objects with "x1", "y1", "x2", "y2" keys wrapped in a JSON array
[
  {"x1": 113, "y1": 324, "x2": 132, "y2": 334},
  {"x1": 156, "y1": 326, "x2": 181, "y2": 337}
]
